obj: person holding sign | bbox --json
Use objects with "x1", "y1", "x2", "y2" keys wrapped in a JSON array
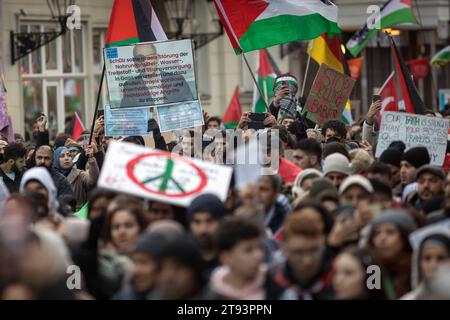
[
  {"x1": 269, "y1": 74, "x2": 314, "y2": 139},
  {"x1": 362, "y1": 96, "x2": 382, "y2": 146},
  {"x1": 120, "y1": 43, "x2": 194, "y2": 108}
]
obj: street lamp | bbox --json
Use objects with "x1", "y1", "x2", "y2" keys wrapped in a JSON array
[
  {"x1": 10, "y1": 0, "x2": 75, "y2": 65},
  {"x1": 164, "y1": 0, "x2": 192, "y2": 38},
  {"x1": 163, "y1": 0, "x2": 223, "y2": 49}
]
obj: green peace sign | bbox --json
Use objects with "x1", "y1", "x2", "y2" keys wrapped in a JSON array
[{"x1": 140, "y1": 158, "x2": 185, "y2": 193}]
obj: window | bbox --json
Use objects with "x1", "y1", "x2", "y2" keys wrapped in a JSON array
[{"x1": 20, "y1": 21, "x2": 87, "y2": 142}]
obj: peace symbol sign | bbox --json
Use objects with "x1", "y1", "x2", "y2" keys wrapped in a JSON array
[{"x1": 126, "y1": 152, "x2": 207, "y2": 198}]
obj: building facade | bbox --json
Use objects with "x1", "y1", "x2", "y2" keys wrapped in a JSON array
[{"x1": 0, "y1": 0, "x2": 449, "y2": 139}]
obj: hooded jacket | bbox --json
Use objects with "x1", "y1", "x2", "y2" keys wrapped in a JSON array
[
  {"x1": 19, "y1": 167, "x2": 58, "y2": 214},
  {"x1": 367, "y1": 210, "x2": 417, "y2": 299},
  {"x1": 209, "y1": 264, "x2": 296, "y2": 300},
  {"x1": 402, "y1": 230, "x2": 450, "y2": 300}
]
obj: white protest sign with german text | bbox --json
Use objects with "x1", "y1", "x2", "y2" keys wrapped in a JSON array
[
  {"x1": 104, "y1": 39, "x2": 197, "y2": 109},
  {"x1": 156, "y1": 100, "x2": 204, "y2": 132},
  {"x1": 375, "y1": 112, "x2": 449, "y2": 165},
  {"x1": 98, "y1": 141, "x2": 232, "y2": 207},
  {"x1": 104, "y1": 105, "x2": 152, "y2": 137}
]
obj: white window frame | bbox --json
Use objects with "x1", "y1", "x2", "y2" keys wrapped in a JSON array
[{"x1": 19, "y1": 19, "x2": 89, "y2": 134}]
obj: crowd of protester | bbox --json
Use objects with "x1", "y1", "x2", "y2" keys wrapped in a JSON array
[{"x1": 1, "y1": 74, "x2": 450, "y2": 300}]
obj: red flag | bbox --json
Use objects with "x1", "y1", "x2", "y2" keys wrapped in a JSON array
[
  {"x1": 376, "y1": 71, "x2": 398, "y2": 126},
  {"x1": 390, "y1": 37, "x2": 428, "y2": 114},
  {"x1": 72, "y1": 112, "x2": 85, "y2": 141},
  {"x1": 406, "y1": 58, "x2": 429, "y2": 79},
  {"x1": 259, "y1": 49, "x2": 276, "y2": 78},
  {"x1": 348, "y1": 57, "x2": 363, "y2": 80},
  {"x1": 223, "y1": 86, "x2": 242, "y2": 129}
]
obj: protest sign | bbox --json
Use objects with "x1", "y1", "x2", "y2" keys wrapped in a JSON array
[
  {"x1": 375, "y1": 112, "x2": 449, "y2": 165},
  {"x1": 104, "y1": 104, "x2": 152, "y2": 136},
  {"x1": 156, "y1": 100, "x2": 204, "y2": 132},
  {"x1": 104, "y1": 39, "x2": 198, "y2": 109},
  {"x1": 439, "y1": 89, "x2": 450, "y2": 112},
  {"x1": 98, "y1": 141, "x2": 233, "y2": 207},
  {"x1": 304, "y1": 63, "x2": 355, "y2": 125}
]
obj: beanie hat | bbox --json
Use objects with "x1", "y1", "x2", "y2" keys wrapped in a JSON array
[
  {"x1": 350, "y1": 149, "x2": 374, "y2": 174},
  {"x1": 292, "y1": 169, "x2": 322, "y2": 198},
  {"x1": 402, "y1": 146, "x2": 430, "y2": 168},
  {"x1": 159, "y1": 234, "x2": 205, "y2": 286},
  {"x1": 371, "y1": 209, "x2": 417, "y2": 234},
  {"x1": 294, "y1": 169, "x2": 323, "y2": 188},
  {"x1": 147, "y1": 220, "x2": 184, "y2": 239},
  {"x1": 309, "y1": 178, "x2": 336, "y2": 199},
  {"x1": 323, "y1": 153, "x2": 351, "y2": 176},
  {"x1": 339, "y1": 175, "x2": 374, "y2": 195},
  {"x1": 380, "y1": 148, "x2": 403, "y2": 168},
  {"x1": 133, "y1": 232, "x2": 170, "y2": 258},
  {"x1": 322, "y1": 142, "x2": 350, "y2": 160},
  {"x1": 187, "y1": 193, "x2": 226, "y2": 222},
  {"x1": 388, "y1": 140, "x2": 406, "y2": 153}
]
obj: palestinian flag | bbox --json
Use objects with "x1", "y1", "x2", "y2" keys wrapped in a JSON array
[
  {"x1": 105, "y1": 0, "x2": 167, "y2": 47},
  {"x1": 390, "y1": 37, "x2": 428, "y2": 115},
  {"x1": 307, "y1": 34, "x2": 353, "y2": 125},
  {"x1": 72, "y1": 112, "x2": 86, "y2": 141},
  {"x1": 213, "y1": 0, "x2": 340, "y2": 54},
  {"x1": 223, "y1": 86, "x2": 242, "y2": 129},
  {"x1": 346, "y1": 0, "x2": 418, "y2": 57},
  {"x1": 253, "y1": 49, "x2": 277, "y2": 113},
  {"x1": 431, "y1": 45, "x2": 450, "y2": 67}
]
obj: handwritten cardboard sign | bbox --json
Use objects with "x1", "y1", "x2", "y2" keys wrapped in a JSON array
[
  {"x1": 375, "y1": 112, "x2": 449, "y2": 165},
  {"x1": 304, "y1": 63, "x2": 355, "y2": 125}
]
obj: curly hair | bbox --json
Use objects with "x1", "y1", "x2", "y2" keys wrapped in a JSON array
[{"x1": 322, "y1": 119, "x2": 347, "y2": 140}]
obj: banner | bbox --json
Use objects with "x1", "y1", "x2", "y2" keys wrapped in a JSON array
[
  {"x1": 98, "y1": 141, "x2": 233, "y2": 207},
  {"x1": 406, "y1": 58, "x2": 429, "y2": 79},
  {"x1": 156, "y1": 101, "x2": 204, "y2": 133},
  {"x1": 303, "y1": 63, "x2": 355, "y2": 125},
  {"x1": 375, "y1": 112, "x2": 449, "y2": 166},
  {"x1": 104, "y1": 39, "x2": 198, "y2": 109},
  {"x1": 348, "y1": 57, "x2": 363, "y2": 80},
  {"x1": 104, "y1": 104, "x2": 153, "y2": 137}
]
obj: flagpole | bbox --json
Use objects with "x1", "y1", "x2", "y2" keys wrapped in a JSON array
[
  {"x1": 301, "y1": 39, "x2": 314, "y2": 98},
  {"x1": 262, "y1": 78, "x2": 268, "y2": 106},
  {"x1": 242, "y1": 53, "x2": 269, "y2": 112},
  {"x1": 88, "y1": 64, "x2": 106, "y2": 146}
]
